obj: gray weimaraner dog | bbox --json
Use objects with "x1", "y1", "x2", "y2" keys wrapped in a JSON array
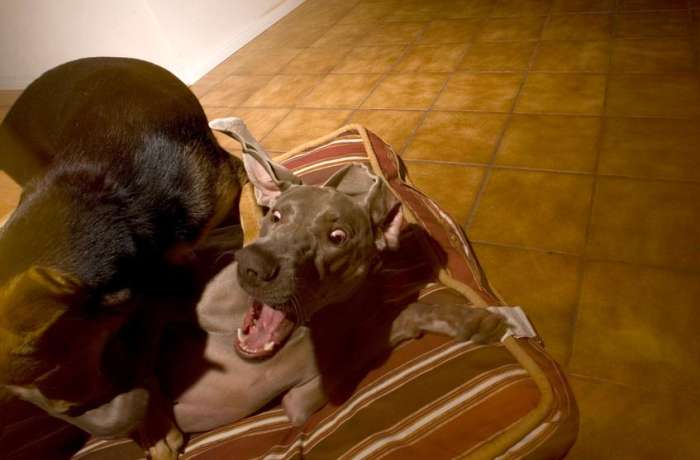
[{"x1": 160, "y1": 118, "x2": 507, "y2": 433}]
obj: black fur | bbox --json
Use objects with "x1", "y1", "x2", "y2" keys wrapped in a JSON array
[
  {"x1": 0, "y1": 58, "x2": 244, "y2": 447},
  {"x1": 0, "y1": 57, "x2": 243, "y2": 294}
]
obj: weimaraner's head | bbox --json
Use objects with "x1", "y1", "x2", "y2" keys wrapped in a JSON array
[{"x1": 211, "y1": 118, "x2": 403, "y2": 359}]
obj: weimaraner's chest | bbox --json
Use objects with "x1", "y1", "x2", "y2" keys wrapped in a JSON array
[{"x1": 169, "y1": 265, "x2": 320, "y2": 433}]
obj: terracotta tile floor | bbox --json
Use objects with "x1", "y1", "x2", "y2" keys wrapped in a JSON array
[{"x1": 1, "y1": 0, "x2": 699, "y2": 456}]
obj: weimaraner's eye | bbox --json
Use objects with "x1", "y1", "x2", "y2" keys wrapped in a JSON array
[
  {"x1": 328, "y1": 229, "x2": 347, "y2": 245},
  {"x1": 271, "y1": 210, "x2": 282, "y2": 223}
]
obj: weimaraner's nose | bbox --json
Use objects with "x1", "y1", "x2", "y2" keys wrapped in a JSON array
[{"x1": 235, "y1": 245, "x2": 280, "y2": 285}]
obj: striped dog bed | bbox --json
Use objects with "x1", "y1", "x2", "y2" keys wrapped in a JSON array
[{"x1": 2, "y1": 126, "x2": 578, "y2": 459}]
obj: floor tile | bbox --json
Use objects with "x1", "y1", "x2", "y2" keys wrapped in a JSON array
[
  {"x1": 616, "y1": 12, "x2": 692, "y2": 38},
  {"x1": 439, "y1": 0, "x2": 495, "y2": 18},
  {"x1": 0, "y1": 172, "x2": 20, "y2": 221},
  {"x1": 198, "y1": 75, "x2": 273, "y2": 107},
  {"x1": 476, "y1": 16, "x2": 545, "y2": 41},
  {"x1": 393, "y1": 44, "x2": 467, "y2": 73},
  {"x1": 242, "y1": 75, "x2": 322, "y2": 108},
  {"x1": 362, "y1": 73, "x2": 447, "y2": 109},
  {"x1": 359, "y1": 22, "x2": 426, "y2": 46},
  {"x1": 491, "y1": 0, "x2": 553, "y2": 17},
  {"x1": 299, "y1": 74, "x2": 381, "y2": 108},
  {"x1": 403, "y1": 111, "x2": 508, "y2": 163},
  {"x1": 542, "y1": 14, "x2": 613, "y2": 40},
  {"x1": 570, "y1": 261, "x2": 700, "y2": 394},
  {"x1": 473, "y1": 243, "x2": 579, "y2": 365},
  {"x1": 459, "y1": 42, "x2": 536, "y2": 71},
  {"x1": 435, "y1": 73, "x2": 524, "y2": 111},
  {"x1": 332, "y1": 46, "x2": 406, "y2": 74},
  {"x1": 606, "y1": 74, "x2": 700, "y2": 117},
  {"x1": 348, "y1": 110, "x2": 424, "y2": 152},
  {"x1": 610, "y1": 39, "x2": 696, "y2": 73},
  {"x1": 248, "y1": 24, "x2": 331, "y2": 49},
  {"x1": 567, "y1": 377, "x2": 700, "y2": 459},
  {"x1": 189, "y1": 80, "x2": 218, "y2": 98},
  {"x1": 551, "y1": 0, "x2": 615, "y2": 12},
  {"x1": 417, "y1": 19, "x2": 481, "y2": 44},
  {"x1": 382, "y1": 2, "x2": 443, "y2": 22},
  {"x1": 311, "y1": 23, "x2": 376, "y2": 48},
  {"x1": 262, "y1": 109, "x2": 352, "y2": 152},
  {"x1": 620, "y1": 0, "x2": 688, "y2": 9},
  {"x1": 281, "y1": 47, "x2": 351, "y2": 74},
  {"x1": 532, "y1": 41, "x2": 610, "y2": 72},
  {"x1": 586, "y1": 178, "x2": 700, "y2": 270},
  {"x1": 469, "y1": 170, "x2": 594, "y2": 253},
  {"x1": 516, "y1": 73, "x2": 607, "y2": 114},
  {"x1": 338, "y1": 2, "x2": 396, "y2": 24},
  {"x1": 599, "y1": 117, "x2": 700, "y2": 181},
  {"x1": 219, "y1": 48, "x2": 302, "y2": 75},
  {"x1": 205, "y1": 107, "x2": 290, "y2": 154},
  {"x1": 404, "y1": 162, "x2": 485, "y2": 224},
  {"x1": 495, "y1": 114, "x2": 600, "y2": 171},
  {"x1": 192, "y1": 54, "x2": 242, "y2": 82},
  {"x1": 0, "y1": 90, "x2": 22, "y2": 107},
  {"x1": 280, "y1": 1, "x2": 354, "y2": 28}
]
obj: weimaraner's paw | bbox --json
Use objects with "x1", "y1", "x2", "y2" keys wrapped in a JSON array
[
  {"x1": 429, "y1": 305, "x2": 507, "y2": 344},
  {"x1": 465, "y1": 308, "x2": 508, "y2": 344}
]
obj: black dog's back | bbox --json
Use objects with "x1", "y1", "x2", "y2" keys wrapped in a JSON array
[
  {"x1": 1, "y1": 57, "x2": 219, "y2": 183},
  {"x1": 0, "y1": 57, "x2": 242, "y2": 291}
]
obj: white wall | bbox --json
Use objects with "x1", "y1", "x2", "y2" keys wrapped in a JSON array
[{"x1": 0, "y1": 0, "x2": 304, "y2": 89}]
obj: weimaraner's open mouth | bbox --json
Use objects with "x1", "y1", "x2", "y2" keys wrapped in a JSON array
[{"x1": 235, "y1": 300, "x2": 297, "y2": 359}]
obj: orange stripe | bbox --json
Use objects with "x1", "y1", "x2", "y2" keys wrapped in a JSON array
[
  {"x1": 381, "y1": 378, "x2": 540, "y2": 460},
  {"x1": 302, "y1": 346, "x2": 518, "y2": 460},
  {"x1": 189, "y1": 426, "x2": 295, "y2": 460},
  {"x1": 339, "y1": 365, "x2": 525, "y2": 460}
]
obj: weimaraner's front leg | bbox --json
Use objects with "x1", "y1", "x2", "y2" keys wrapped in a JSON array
[
  {"x1": 282, "y1": 375, "x2": 327, "y2": 427},
  {"x1": 390, "y1": 303, "x2": 507, "y2": 346}
]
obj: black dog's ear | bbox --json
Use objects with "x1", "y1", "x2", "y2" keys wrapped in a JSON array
[
  {"x1": 323, "y1": 164, "x2": 403, "y2": 250},
  {"x1": 209, "y1": 117, "x2": 302, "y2": 207},
  {"x1": 0, "y1": 266, "x2": 87, "y2": 383},
  {"x1": 0, "y1": 266, "x2": 85, "y2": 331}
]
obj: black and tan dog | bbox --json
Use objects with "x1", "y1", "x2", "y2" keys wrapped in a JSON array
[{"x1": 0, "y1": 58, "x2": 245, "y2": 458}]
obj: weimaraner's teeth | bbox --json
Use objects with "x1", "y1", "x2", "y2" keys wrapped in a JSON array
[
  {"x1": 237, "y1": 328, "x2": 246, "y2": 341},
  {"x1": 264, "y1": 342, "x2": 275, "y2": 352}
]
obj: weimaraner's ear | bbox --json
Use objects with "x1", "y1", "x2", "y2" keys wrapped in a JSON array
[
  {"x1": 209, "y1": 117, "x2": 302, "y2": 207},
  {"x1": 323, "y1": 164, "x2": 403, "y2": 250}
]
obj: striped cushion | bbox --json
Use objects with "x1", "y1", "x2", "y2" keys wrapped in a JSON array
[{"x1": 4, "y1": 126, "x2": 579, "y2": 459}]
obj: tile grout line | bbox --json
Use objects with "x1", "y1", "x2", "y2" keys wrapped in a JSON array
[
  {"x1": 202, "y1": 67, "x2": 700, "y2": 76},
  {"x1": 568, "y1": 372, "x2": 700, "y2": 403},
  {"x1": 470, "y1": 239, "x2": 700, "y2": 277},
  {"x1": 566, "y1": 0, "x2": 621, "y2": 369},
  {"x1": 252, "y1": 0, "x2": 365, "y2": 150},
  {"x1": 392, "y1": 19, "x2": 489, "y2": 157},
  {"x1": 260, "y1": 13, "x2": 428, "y2": 149},
  {"x1": 401, "y1": 158, "x2": 700, "y2": 185},
  {"x1": 206, "y1": 102, "x2": 700, "y2": 122},
  {"x1": 337, "y1": 22, "x2": 429, "y2": 128},
  {"x1": 463, "y1": 6, "x2": 554, "y2": 233},
  {"x1": 196, "y1": 3, "x2": 361, "y2": 141}
]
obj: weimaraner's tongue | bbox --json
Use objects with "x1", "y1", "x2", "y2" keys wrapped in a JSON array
[{"x1": 235, "y1": 303, "x2": 295, "y2": 358}]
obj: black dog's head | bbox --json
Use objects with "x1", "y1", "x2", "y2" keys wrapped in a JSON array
[{"x1": 212, "y1": 118, "x2": 402, "y2": 359}]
